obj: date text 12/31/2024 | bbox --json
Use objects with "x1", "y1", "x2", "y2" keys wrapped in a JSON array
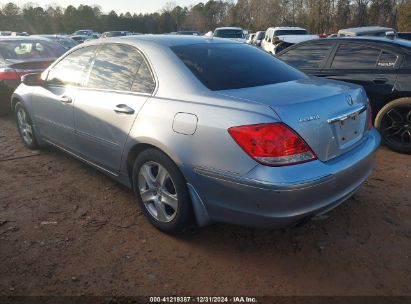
[{"x1": 149, "y1": 296, "x2": 258, "y2": 303}]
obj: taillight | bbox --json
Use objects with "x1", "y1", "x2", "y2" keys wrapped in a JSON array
[
  {"x1": 0, "y1": 68, "x2": 20, "y2": 80},
  {"x1": 367, "y1": 103, "x2": 373, "y2": 130},
  {"x1": 228, "y1": 123, "x2": 317, "y2": 166}
]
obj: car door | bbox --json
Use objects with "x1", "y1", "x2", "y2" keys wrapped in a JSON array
[
  {"x1": 32, "y1": 45, "x2": 97, "y2": 151},
  {"x1": 276, "y1": 41, "x2": 335, "y2": 75},
  {"x1": 322, "y1": 43, "x2": 399, "y2": 108},
  {"x1": 73, "y1": 43, "x2": 156, "y2": 173}
]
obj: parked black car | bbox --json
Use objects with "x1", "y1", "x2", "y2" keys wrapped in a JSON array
[
  {"x1": 277, "y1": 37, "x2": 411, "y2": 154},
  {"x1": 0, "y1": 37, "x2": 66, "y2": 114},
  {"x1": 398, "y1": 32, "x2": 411, "y2": 41}
]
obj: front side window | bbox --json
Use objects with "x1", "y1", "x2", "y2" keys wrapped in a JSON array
[
  {"x1": 171, "y1": 43, "x2": 305, "y2": 91},
  {"x1": 87, "y1": 44, "x2": 155, "y2": 93},
  {"x1": 331, "y1": 44, "x2": 381, "y2": 68},
  {"x1": 47, "y1": 46, "x2": 96, "y2": 86},
  {"x1": 278, "y1": 43, "x2": 333, "y2": 69}
]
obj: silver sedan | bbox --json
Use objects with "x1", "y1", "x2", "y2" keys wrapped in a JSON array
[{"x1": 12, "y1": 35, "x2": 381, "y2": 233}]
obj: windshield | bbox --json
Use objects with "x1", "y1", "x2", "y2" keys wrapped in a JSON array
[
  {"x1": 274, "y1": 30, "x2": 308, "y2": 36},
  {"x1": 105, "y1": 32, "x2": 127, "y2": 37},
  {"x1": 57, "y1": 38, "x2": 78, "y2": 49},
  {"x1": 171, "y1": 43, "x2": 305, "y2": 91},
  {"x1": 214, "y1": 29, "x2": 244, "y2": 39},
  {"x1": 0, "y1": 40, "x2": 65, "y2": 61}
]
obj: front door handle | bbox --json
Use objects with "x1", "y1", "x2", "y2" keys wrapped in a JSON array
[
  {"x1": 60, "y1": 95, "x2": 72, "y2": 104},
  {"x1": 114, "y1": 104, "x2": 135, "y2": 114}
]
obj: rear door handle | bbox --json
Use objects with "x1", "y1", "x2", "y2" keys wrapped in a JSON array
[
  {"x1": 114, "y1": 104, "x2": 135, "y2": 114},
  {"x1": 60, "y1": 96, "x2": 72, "y2": 104}
]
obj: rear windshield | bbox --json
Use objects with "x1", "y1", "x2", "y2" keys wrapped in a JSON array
[
  {"x1": 171, "y1": 43, "x2": 305, "y2": 91},
  {"x1": 274, "y1": 30, "x2": 308, "y2": 36},
  {"x1": 0, "y1": 40, "x2": 65, "y2": 60},
  {"x1": 214, "y1": 30, "x2": 244, "y2": 39}
]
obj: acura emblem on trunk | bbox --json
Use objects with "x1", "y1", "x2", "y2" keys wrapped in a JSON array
[{"x1": 347, "y1": 95, "x2": 354, "y2": 106}]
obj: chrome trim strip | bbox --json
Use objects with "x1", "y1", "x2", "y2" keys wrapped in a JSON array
[
  {"x1": 193, "y1": 167, "x2": 333, "y2": 191},
  {"x1": 327, "y1": 105, "x2": 367, "y2": 124}
]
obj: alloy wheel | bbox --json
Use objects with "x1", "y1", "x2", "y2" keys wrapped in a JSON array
[
  {"x1": 17, "y1": 107, "x2": 34, "y2": 146},
  {"x1": 380, "y1": 105, "x2": 411, "y2": 150},
  {"x1": 138, "y1": 161, "x2": 178, "y2": 223}
]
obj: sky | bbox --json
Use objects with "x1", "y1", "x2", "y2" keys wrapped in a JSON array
[{"x1": 10, "y1": 0, "x2": 198, "y2": 14}]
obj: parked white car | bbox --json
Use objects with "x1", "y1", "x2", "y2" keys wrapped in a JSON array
[
  {"x1": 213, "y1": 27, "x2": 246, "y2": 42},
  {"x1": 261, "y1": 27, "x2": 318, "y2": 54}
]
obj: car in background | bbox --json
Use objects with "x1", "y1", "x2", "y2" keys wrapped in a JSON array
[
  {"x1": 73, "y1": 29, "x2": 94, "y2": 37},
  {"x1": 246, "y1": 33, "x2": 255, "y2": 44},
  {"x1": 100, "y1": 31, "x2": 132, "y2": 38},
  {"x1": 398, "y1": 32, "x2": 411, "y2": 41},
  {"x1": 261, "y1": 27, "x2": 318, "y2": 54},
  {"x1": 0, "y1": 36, "x2": 66, "y2": 114},
  {"x1": 176, "y1": 31, "x2": 200, "y2": 36},
  {"x1": 338, "y1": 26, "x2": 397, "y2": 38},
  {"x1": 252, "y1": 31, "x2": 265, "y2": 47},
  {"x1": 12, "y1": 35, "x2": 379, "y2": 232},
  {"x1": 213, "y1": 27, "x2": 245, "y2": 42},
  {"x1": 70, "y1": 35, "x2": 88, "y2": 44},
  {"x1": 277, "y1": 37, "x2": 411, "y2": 154},
  {"x1": 38, "y1": 35, "x2": 78, "y2": 50}
]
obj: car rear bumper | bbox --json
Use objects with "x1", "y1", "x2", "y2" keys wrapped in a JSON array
[{"x1": 191, "y1": 128, "x2": 381, "y2": 228}]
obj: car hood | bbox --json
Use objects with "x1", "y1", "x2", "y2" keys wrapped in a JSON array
[{"x1": 215, "y1": 77, "x2": 369, "y2": 162}]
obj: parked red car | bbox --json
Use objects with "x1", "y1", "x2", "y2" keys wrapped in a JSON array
[{"x1": 0, "y1": 36, "x2": 66, "y2": 114}]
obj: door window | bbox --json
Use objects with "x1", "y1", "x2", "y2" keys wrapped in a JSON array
[
  {"x1": 377, "y1": 51, "x2": 398, "y2": 68},
  {"x1": 278, "y1": 43, "x2": 332, "y2": 69},
  {"x1": 47, "y1": 46, "x2": 96, "y2": 86},
  {"x1": 87, "y1": 44, "x2": 155, "y2": 93},
  {"x1": 331, "y1": 44, "x2": 381, "y2": 68}
]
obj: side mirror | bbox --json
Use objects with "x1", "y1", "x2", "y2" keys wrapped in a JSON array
[
  {"x1": 273, "y1": 36, "x2": 280, "y2": 44},
  {"x1": 21, "y1": 73, "x2": 45, "y2": 87}
]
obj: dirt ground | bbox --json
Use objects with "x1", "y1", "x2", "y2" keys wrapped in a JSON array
[{"x1": 0, "y1": 114, "x2": 410, "y2": 297}]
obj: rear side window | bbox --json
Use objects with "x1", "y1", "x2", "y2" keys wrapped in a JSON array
[
  {"x1": 47, "y1": 46, "x2": 96, "y2": 86},
  {"x1": 377, "y1": 51, "x2": 398, "y2": 68},
  {"x1": 87, "y1": 44, "x2": 155, "y2": 93},
  {"x1": 278, "y1": 43, "x2": 332, "y2": 69},
  {"x1": 171, "y1": 43, "x2": 305, "y2": 91},
  {"x1": 331, "y1": 44, "x2": 381, "y2": 68}
]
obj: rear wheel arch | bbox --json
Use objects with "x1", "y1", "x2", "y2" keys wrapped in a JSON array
[{"x1": 126, "y1": 143, "x2": 185, "y2": 186}]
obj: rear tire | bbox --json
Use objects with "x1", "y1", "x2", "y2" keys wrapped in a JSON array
[
  {"x1": 374, "y1": 98, "x2": 411, "y2": 154},
  {"x1": 15, "y1": 102, "x2": 39, "y2": 150},
  {"x1": 132, "y1": 149, "x2": 193, "y2": 233}
]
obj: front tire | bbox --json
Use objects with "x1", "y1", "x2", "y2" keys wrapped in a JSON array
[
  {"x1": 375, "y1": 98, "x2": 411, "y2": 154},
  {"x1": 132, "y1": 149, "x2": 193, "y2": 233},
  {"x1": 15, "y1": 102, "x2": 39, "y2": 150}
]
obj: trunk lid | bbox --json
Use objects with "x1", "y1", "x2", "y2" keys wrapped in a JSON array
[{"x1": 216, "y1": 77, "x2": 369, "y2": 162}]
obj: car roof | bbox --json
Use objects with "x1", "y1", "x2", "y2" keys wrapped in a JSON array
[
  {"x1": 268, "y1": 27, "x2": 307, "y2": 31},
  {"x1": 86, "y1": 34, "x2": 241, "y2": 48},
  {"x1": 214, "y1": 27, "x2": 243, "y2": 31},
  {"x1": 338, "y1": 26, "x2": 395, "y2": 35},
  {"x1": 322, "y1": 36, "x2": 411, "y2": 48},
  {"x1": 0, "y1": 36, "x2": 53, "y2": 42}
]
